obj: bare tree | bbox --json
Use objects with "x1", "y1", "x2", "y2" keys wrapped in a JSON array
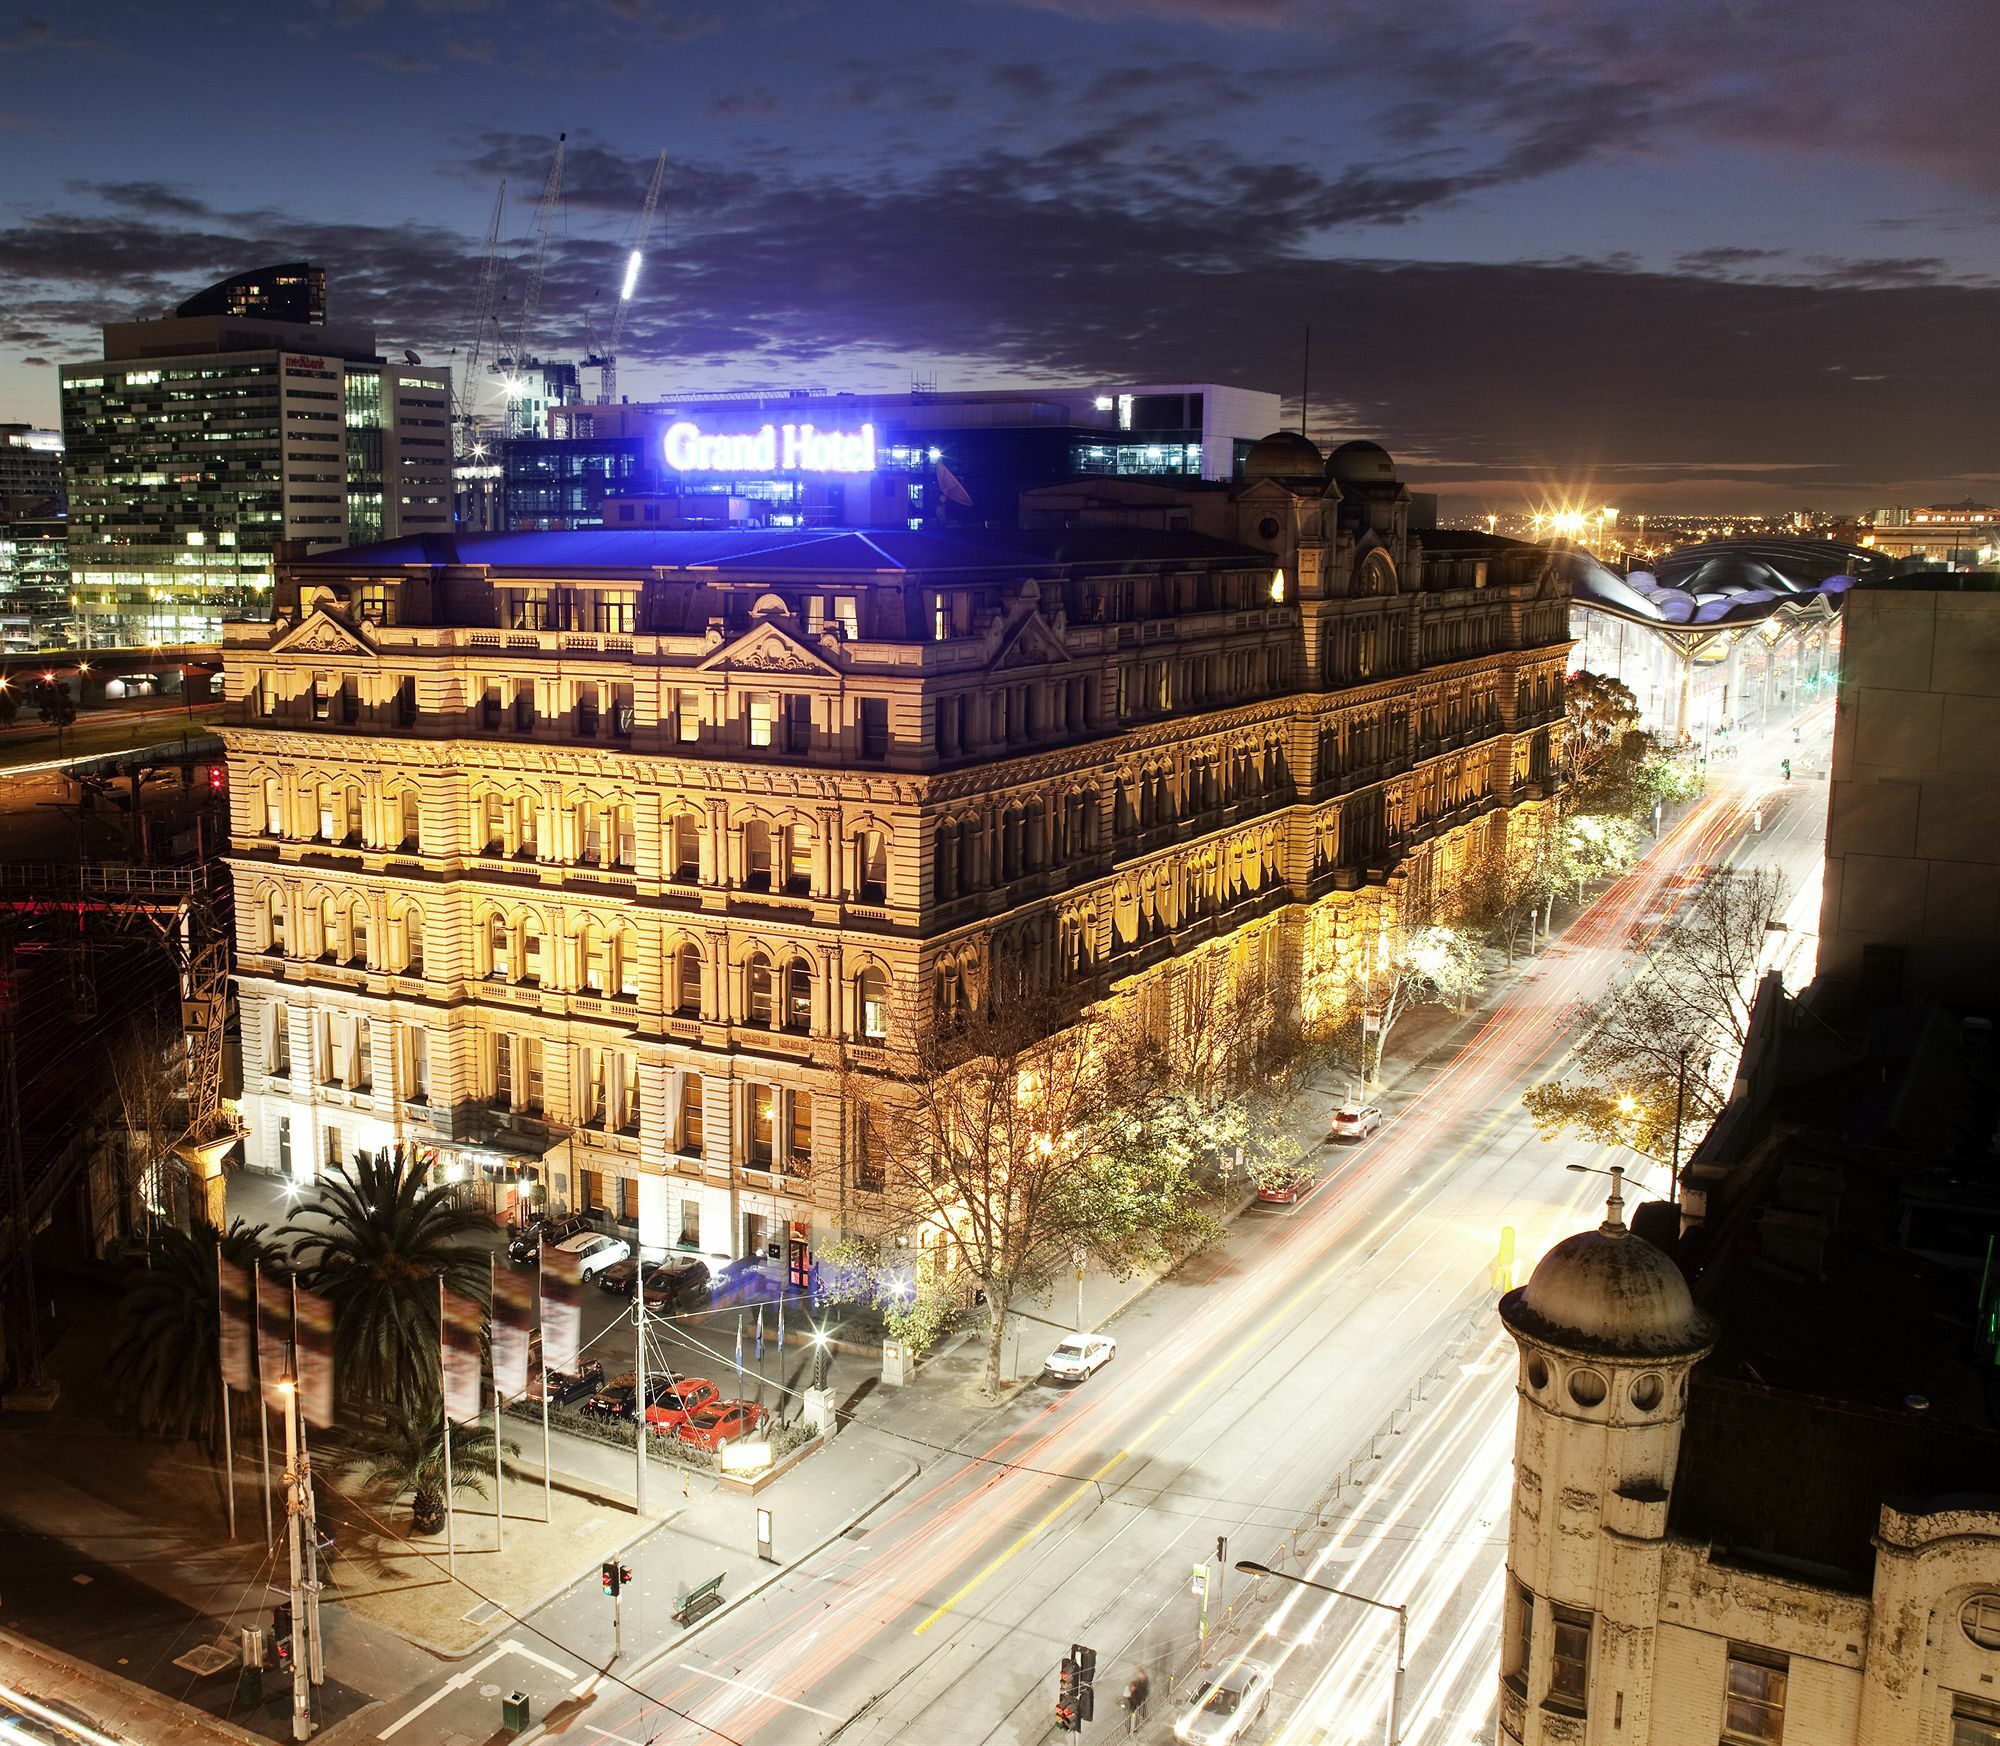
[
  {"x1": 1524, "y1": 866, "x2": 1786, "y2": 1165},
  {"x1": 850, "y1": 979, "x2": 1224, "y2": 1398},
  {"x1": 107, "y1": 1020, "x2": 191, "y2": 1243}
]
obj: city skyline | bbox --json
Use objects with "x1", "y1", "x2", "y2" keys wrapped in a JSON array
[{"x1": 1, "y1": 0, "x2": 1996, "y2": 512}]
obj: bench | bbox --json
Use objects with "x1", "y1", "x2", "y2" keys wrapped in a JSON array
[{"x1": 673, "y1": 1574, "x2": 725, "y2": 1627}]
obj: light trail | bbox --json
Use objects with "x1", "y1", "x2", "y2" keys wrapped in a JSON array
[{"x1": 583, "y1": 763, "x2": 1799, "y2": 1746}]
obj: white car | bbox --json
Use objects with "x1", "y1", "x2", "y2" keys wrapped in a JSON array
[
  {"x1": 1328, "y1": 1104, "x2": 1382, "y2": 1143},
  {"x1": 1041, "y1": 1333, "x2": 1116, "y2": 1383},
  {"x1": 1174, "y1": 1657, "x2": 1275, "y2": 1744},
  {"x1": 554, "y1": 1231, "x2": 632, "y2": 1281}
]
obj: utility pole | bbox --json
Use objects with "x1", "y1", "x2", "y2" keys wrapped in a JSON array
[{"x1": 633, "y1": 1252, "x2": 648, "y2": 1517}]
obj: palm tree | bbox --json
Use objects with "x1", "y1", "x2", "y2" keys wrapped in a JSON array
[
  {"x1": 282, "y1": 1147, "x2": 491, "y2": 1419},
  {"x1": 107, "y1": 1219, "x2": 270, "y2": 1445},
  {"x1": 345, "y1": 1412, "x2": 517, "y2": 1536}
]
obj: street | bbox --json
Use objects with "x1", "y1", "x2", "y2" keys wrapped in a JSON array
[{"x1": 357, "y1": 714, "x2": 1829, "y2": 1746}]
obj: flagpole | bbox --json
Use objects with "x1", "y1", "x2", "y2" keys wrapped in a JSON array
[
  {"x1": 217, "y1": 1247, "x2": 236, "y2": 1541},
  {"x1": 441, "y1": 1276, "x2": 455, "y2": 1579},
  {"x1": 260, "y1": 1394, "x2": 274, "y2": 1544},
  {"x1": 633, "y1": 1251, "x2": 648, "y2": 1518},
  {"x1": 491, "y1": 1259, "x2": 503, "y2": 1554},
  {"x1": 541, "y1": 1379, "x2": 552, "y2": 1524}
]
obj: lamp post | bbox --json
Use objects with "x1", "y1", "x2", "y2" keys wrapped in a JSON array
[{"x1": 1234, "y1": 1560, "x2": 1406, "y2": 1745}]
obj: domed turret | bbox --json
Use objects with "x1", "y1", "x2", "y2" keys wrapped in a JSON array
[
  {"x1": 1326, "y1": 438, "x2": 1398, "y2": 488},
  {"x1": 1503, "y1": 1176, "x2": 1713, "y2": 1359},
  {"x1": 1240, "y1": 429, "x2": 1326, "y2": 485}
]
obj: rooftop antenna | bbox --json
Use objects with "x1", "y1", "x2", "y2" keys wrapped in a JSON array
[{"x1": 1299, "y1": 324, "x2": 1311, "y2": 440}]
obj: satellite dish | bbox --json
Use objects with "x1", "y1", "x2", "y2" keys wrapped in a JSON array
[{"x1": 404, "y1": 349, "x2": 422, "y2": 365}]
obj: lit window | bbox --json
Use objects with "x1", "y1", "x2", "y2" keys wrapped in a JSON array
[
  {"x1": 1722, "y1": 1649, "x2": 1787, "y2": 1744},
  {"x1": 749, "y1": 694, "x2": 774, "y2": 748}
]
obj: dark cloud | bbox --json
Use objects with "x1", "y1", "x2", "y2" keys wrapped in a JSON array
[
  {"x1": 66, "y1": 181, "x2": 214, "y2": 219},
  {"x1": 0, "y1": 13, "x2": 97, "y2": 52},
  {"x1": 706, "y1": 87, "x2": 778, "y2": 120},
  {"x1": 1675, "y1": 246, "x2": 1782, "y2": 275},
  {"x1": 22, "y1": 357, "x2": 49, "y2": 366}
]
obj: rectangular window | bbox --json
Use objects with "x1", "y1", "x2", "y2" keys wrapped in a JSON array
[
  {"x1": 480, "y1": 683, "x2": 501, "y2": 730},
  {"x1": 675, "y1": 688, "x2": 700, "y2": 744},
  {"x1": 857, "y1": 1107, "x2": 887, "y2": 1193},
  {"x1": 405, "y1": 1027, "x2": 429, "y2": 1101},
  {"x1": 789, "y1": 1090, "x2": 813, "y2": 1173},
  {"x1": 680, "y1": 1073, "x2": 705, "y2": 1154},
  {"x1": 749, "y1": 693, "x2": 775, "y2": 749},
  {"x1": 312, "y1": 671, "x2": 332, "y2": 720},
  {"x1": 277, "y1": 1116, "x2": 292, "y2": 1175},
  {"x1": 493, "y1": 1034, "x2": 513, "y2": 1108},
  {"x1": 520, "y1": 1037, "x2": 543, "y2": 1113},
  {"x1": 786, "y1": 826, "x2": 812, "y2": 895},
  {"x1": 859, "y1": 697, "x2": 889, "y2": 761},
  {"x1": 324, "y1": 1124, "x2": 342, "y2": 1172},
  {"x1": 578, "y1": 1047, "x2": 606, "y2": 1127},
  {"x1": 610, "y1": 682, "x2": 634, "y2": 739},
  {"x1": 857, "y1": 829, "x2": 888, "y2": 901},
  {"x1": 1548, "y1": 1608, "x2": 1591, "y2": 1711},
  {"x1": 749, "y1": 1085, "x2": 774, "y2": 1168},
  {"x1": 783, "y1": 693, "x2": 811, "y2": 753},
  {"x1": 679, "y1": 1198, "x2": 701, "y2": 1249},
  {"x1": 263, "y1": 777, "x2": 284, "y2": 836},
  {"x1": 834, "y1": 597, "x2": 859, "y2": 640},
  {"x1": 269, "y1": 1002, "x2": 291, "y2": 1076},
  {"x1": 258, "y1": 670, "x2": 278, "y2": 717},
  {"x1": 1722, "y1": 1649, "x2": 1788, "y2": 1745}
]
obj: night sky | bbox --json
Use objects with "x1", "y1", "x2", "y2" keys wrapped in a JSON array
[{"x1": 2, "y1": 0, "x2": 1995, "y2": 512}]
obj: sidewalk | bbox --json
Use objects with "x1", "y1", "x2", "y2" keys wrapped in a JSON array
[{"x1": 0, "y1": 1628, "x2": 264, "y2": 1746}]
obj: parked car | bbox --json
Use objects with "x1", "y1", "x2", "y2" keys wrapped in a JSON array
[
  {"x1": 1041, "y1": 1333, "x2": 1117, "y2": 1383},
  {"x1": 528, "y1": 1356, "x2": 604, "y2": 1407},
  {"x1": 507, "y1": 1213, "x2": 593, "y2": 1264},
  {"x1": 1256, "y1": 1169, "x2": 1324, "y2": 1205},
  {"x1": 1327, "y1": 1104, "x2": 1383, "y2": 1143},
  {"x1": 596, "y1": 1256, "x2": 711, "y2": 1311},
  {"x1": 582, "y1": 1372, "x2": 699, "y2": 1422},
  {"x1": 644, "y1": 1378, "x2": 719, "y2": 1435},
  {"x1": 1173, "y1": 1658, "x2": 1275, "y2": 1745},
  {"x1": 553, "y1": 1231, "x2": 631, "y2": 1281},
  {"x1": 674, "y1": 1399, "x2": 769, "y2": 1451},
  {"x1": 709, "y1": 1256, "x2": 790, "y2": 1306}
]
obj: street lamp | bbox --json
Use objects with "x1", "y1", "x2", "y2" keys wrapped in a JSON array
[{"x1": 1234, "y1": 1559, "x2": 1407, "y2": 1745}]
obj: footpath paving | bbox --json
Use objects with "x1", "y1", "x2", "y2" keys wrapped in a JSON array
[{"x1": 0, "y1": 1628, "x2": 264, "y2": 1745}]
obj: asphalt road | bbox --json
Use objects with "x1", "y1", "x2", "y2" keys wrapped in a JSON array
[{"x1": 462, "y1": 712, "x2": 1835, "y2": 1746}]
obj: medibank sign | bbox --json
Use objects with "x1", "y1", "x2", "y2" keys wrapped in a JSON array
[{"x1": 663, "y1": 420, "x2": 877, "y2": 476}]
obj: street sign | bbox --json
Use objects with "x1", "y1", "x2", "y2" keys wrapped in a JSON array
[{"x1": 1190, "y1": 1563, "x2": 1208, "y2": 1598}]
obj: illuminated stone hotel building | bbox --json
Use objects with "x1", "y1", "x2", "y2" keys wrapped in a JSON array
[{"x1": 219, "y1": 433, "x2": 1569, "y2": 1275}]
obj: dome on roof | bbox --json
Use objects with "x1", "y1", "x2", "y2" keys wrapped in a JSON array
[
  {"x1": 1501, "y1": 1188, "x2": 1715, "y2": 1359},
  {"x1": 1241, "y1": 430, "x2": 1327, "y2": 484},
  {"x1": 1327, "y1": 438, "x2": 1398, "y2": 487}
]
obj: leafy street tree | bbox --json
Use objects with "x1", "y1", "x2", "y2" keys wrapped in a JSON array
[
  {"x1": 852, "y1": 982, "x2": 1226, "y2": 1398},
  {"x1": 344, "y1": 1412, "x2": 517, "y2": 1536},
  {"x1": 1564, "y1": 669, "x2": 1641, "y2": 787},
  {"x1": 1524, "y1": 866, "x2": 1787, "y2": 1166},
  {"x1": 812, "y1": 1236, "x2": 961, "y2": 1359},
  {"x1": 282, "y1": 1147, "x2": 491, "y2": 1418},
  {"x1": 33, "y1": 676, "x2": 76, "y2": 753},
  {"x1": 107, "y1": 1219, "x2": 271, "y2": 1445}
]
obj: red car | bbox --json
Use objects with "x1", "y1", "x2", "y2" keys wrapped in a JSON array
[
  {"x1": 1256, "y1": 1170, "x2": 1324, "y2": 1205},
  {"x1": 644, "y1": 1378, "x2": 719, "y2": 1434},
  {"x1": 674, "y1": 1399, "x2": 769, "y2": 1451}
]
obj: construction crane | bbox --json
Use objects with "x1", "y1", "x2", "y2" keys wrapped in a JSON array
[
  {"x1": 455, "y1": 177, "x2": 507, "y2": 457},
  {"x1": 598, "y1": 150, "x2": 667, "y2": 405},
  {"x1": 505, "y1": 133, "x2": 567, "y2": 424}
]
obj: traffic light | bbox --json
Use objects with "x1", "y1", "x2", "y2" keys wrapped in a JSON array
[
  {"x1": 1056, "y1": 1655, "x2": 1080, "y2": 1732},
  {"x1": 619, "y1": 1563, "x2": 633, "y2": 1588},
  {"x1": 1072, "y1": 1643, "x2": 1096, "y2": 1725},
  {"x1": 600, "y1": 1560, "x2": 621, "y2": 1597}
]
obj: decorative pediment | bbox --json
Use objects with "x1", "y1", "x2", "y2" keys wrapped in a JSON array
[
  {"x1": 273, "y1": 608, "x2": 375, "y2": 658},
  {"x1": 989, "y1": 611, "x2": 1072, "y2": 673},
  {"x1": 698, "y1": 620, "x2": 840, "y2": 678}
]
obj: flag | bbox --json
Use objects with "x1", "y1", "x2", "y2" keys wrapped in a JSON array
[
  {"x1": 541, "y1": 1245, "x2": 584, "y2": 1376},
  {"x1": 492, "y1": 1258, "x2": 535, "y2": 1401},
  {"x1": 295, "y1": 1284, "x2": 336, "y2": 1430},
  {"x1": 755, "y1": 1304, "x2": 765, "y2": 1363},
  {"x1": 734, "y1": 1312, "x2": 744, "y2": 1387},
  {"x1": 441, "y1": 1280, "x2": 485, "y2": 1427},
  {"x1": 256, "y1": 1269, "x2": 293, "y2": 1409},
  {"x1": 218, "y1": 1252, "x2": 254, "y2": 1393}
]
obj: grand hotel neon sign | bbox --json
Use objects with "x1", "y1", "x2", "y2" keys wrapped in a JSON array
[{"x1": 663, "y1": 420, "x2": 877, "y2": 476}]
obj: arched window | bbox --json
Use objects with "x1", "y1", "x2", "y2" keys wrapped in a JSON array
[
  {"x1": 744, "y1": 820, "x2": 773, "y2": 891},
  {"x1": 783, "y1": 957, "x2": 812, "y2": 1032},
  {"x1": 672, "y1": 813, "x2": 700, "y2": 881},
  {"x1": 855, "y1": 828, "x2": 887, "y2": 902},
  {"x1": 933, "y1": 823, "x2": 956, "y2": 899},
  {"x1": 745, "y1": 950, "x2": 774, "y2": 1026},
  {"x1": 316, "y1": 783, "x2": 337, "y2": 842},
  {"x1": 485, "y1": 912, "x2": 509, "y2": 979},
  {"x1": 262, "y1": 776, "x2": 284, "y2": 837},
  {"x1": 783, "y1": 821, "x2": 813, "y2": 894},
  {"x1": 519, "y1": 914, "x2": 543, "y2": 985},
  {"x1": 266, "y1": 888, "x2": 286, "y2": 954},
  {"x1": 612, "y1": 926, "x2": 637, "y2": 998},
  {"x1": 346, "y1": 898, "x2": 369, "y2": 966},
  {"x1": 674, "y1": 942, "x2": 702, "y2": 1017},
  {"x1": 317, "y1": 894, "x2": 339, "y2": 961},
  {"x1": 397, "y1": 789, "x2": 420, "y2": 851},
  {"x1": 480, "y1": 793, "x2": 506, "y2": 856},
  {"x1": 581, "y1": 921, "x2": 608, "y2": 993},
  {"x1": 857, "y1": 966, "x2": 888, "y2": 1041},
  {"x1": 340, "y1": 783, "x2": 364, "y2": 846},
  {"x1": 393, "y1": 902, "x2": 424, "y2": 975}
]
